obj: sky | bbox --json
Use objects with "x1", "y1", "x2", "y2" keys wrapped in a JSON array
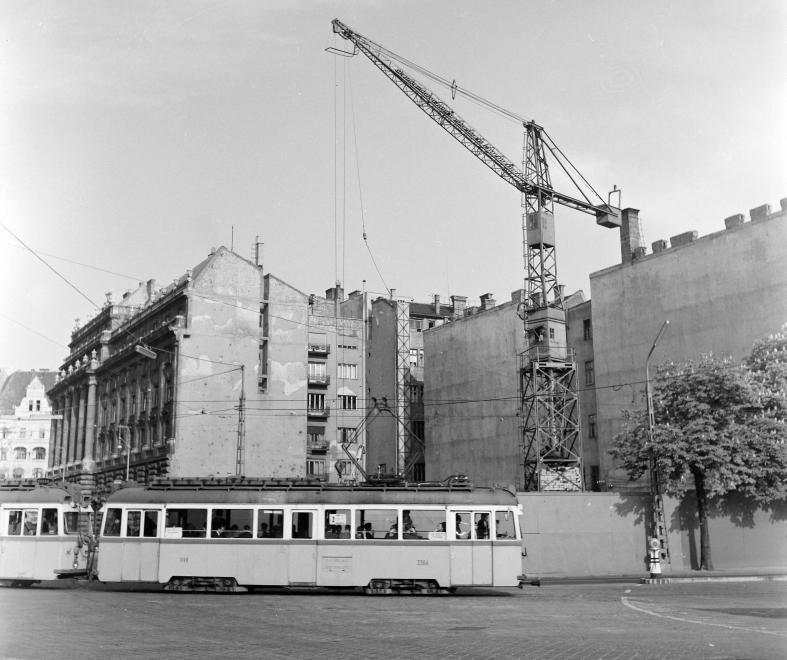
[{"x1": 1, "y1": 0, "x2": 785, "y2": 373}]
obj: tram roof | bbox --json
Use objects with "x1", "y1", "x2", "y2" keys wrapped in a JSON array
[
  {"x1": 105, "y1": 481, "x2": 517, "y2": 506},
  {"x1": 0, "y1": 485, "x2": 77, "y2": 504}
]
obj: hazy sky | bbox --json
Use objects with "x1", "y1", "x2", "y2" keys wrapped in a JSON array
[{"x1": 1, "y1": 0, "x2": 784, "y2": 373}]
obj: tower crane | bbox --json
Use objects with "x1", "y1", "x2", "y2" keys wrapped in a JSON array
[{"x1": 331, "y1": 19, "x2": 620, "y2": 490}]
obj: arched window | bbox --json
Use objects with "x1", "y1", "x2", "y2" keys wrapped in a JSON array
[
  {"x1": 12, "y1": 467, "x2": 24, "y2": 479},
  {"x1": 14, "y1": 447, "x2": 27, "y2": 460},
  {"x1": 33, "y1": 447, "x2": 46, "y2": 460}
]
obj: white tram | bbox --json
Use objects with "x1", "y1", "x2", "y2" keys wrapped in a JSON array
[
  {"x1": 0, "y1": 483, "x2": 94, "y2": 586},
  {"x1": 96, "y1": 480, "x2": 523, "y2": 593}
]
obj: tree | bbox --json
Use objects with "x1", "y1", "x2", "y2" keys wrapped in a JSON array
[{"x1": 611, "y1": 343, "x2": 787, "y2": 571}]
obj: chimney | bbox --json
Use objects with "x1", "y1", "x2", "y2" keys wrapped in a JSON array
[
  {"x1": 781, "y1": 198, "x2": 787, "y2": 212},
  {"x1": 325, "y1": 282, "x2": 344, "y2": 302},
  {"x1": 750, "y1": 204, "x2": 771, "y2": 222},
  {"x1": 619, "y1": 208, "x2": 645, "y2": 264},
  {"x1": 450, "y1": 295, "x2": 467, "y2": 318},
  {"x1": 651, "y1": 239, "x2": 668, "y2": 254},
  {"x1": 146, "y1": 279, "x2": 157, "y2": 304},
  {"x1": 433, "y1": 294, "x2": 441, "y2": 314},
  {"x1": 670, "y1": 231, "x2": 698, "y2": 248},
  {"x1": 480, "y1": 293, "x2": 496, "y2": 310},
  {"x1": 724, "y1": 213, "x2": 745, "y2": 230},
  {"x1": 390, "y1": 288, "x2": 397, "y2": 300}
]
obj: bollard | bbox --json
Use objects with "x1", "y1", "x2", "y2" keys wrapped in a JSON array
[{"x1": 648, "y1": 537, "x2": 662, "y2": 578}]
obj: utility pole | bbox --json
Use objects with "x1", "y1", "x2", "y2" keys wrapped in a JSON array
[
  {"x1": 645, "y1": 320, "x2": 670, "y2": 577},
  {"x1": 235, "y1": 365, "x2": 246, "y2": 477}
]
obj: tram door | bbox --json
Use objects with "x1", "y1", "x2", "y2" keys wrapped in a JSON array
[
  {"x1": 449, "y1": 510, "x2": 493, "y2": 585},
  {"x1": 121, "y1": 509, "x2": 162, "y2": 582},
  {"x1": 288, "y1": 510, "x2": 317, "y2": 585}
]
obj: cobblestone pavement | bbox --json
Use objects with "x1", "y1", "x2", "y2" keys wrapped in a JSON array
[{"x1": 0, "y1": 581, "x2": 784, "y2": 659}]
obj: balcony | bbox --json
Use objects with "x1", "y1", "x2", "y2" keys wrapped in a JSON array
[
  {"x1": 308, "y1": 344, "x2": 330, "y2": 356},
  {"x1": 308, "y1": 374, "x2": 330, "y2": 387},
  {"x1": 307, "y1": 440, "x2": 329, "y2": 453},
  {"x1": 307, "y1": 405, "x2": 331, "y2": 419}
]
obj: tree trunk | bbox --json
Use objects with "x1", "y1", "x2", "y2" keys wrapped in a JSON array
[{"x1": 693, "y1": 469, "x2": 714, "y2": 570}]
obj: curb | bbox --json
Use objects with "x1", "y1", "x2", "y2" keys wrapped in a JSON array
[{"x1": 640, "y1": 575, "x2": 787, "y2": 585}]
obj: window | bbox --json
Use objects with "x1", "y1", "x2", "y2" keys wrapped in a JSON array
[
  {"x1": 5, "y1": 510, "x2": 23, "y2": 535},
  {"x1": 291, "y1": 511, "x2": 313, "y2": 539},
  {"x1": 33, "y1": 447, "x2": 46, "y2": 460},
  {"x1": 588, "y1": 414, "x2": 597, "y2": 439},
  {"x1": 409, "y1": 349, "x2": 418, "y2": 367},
  {"x1": 324, "y1": 509, "x2": 351, "y2": 538},
  {"x1": 454, "y1": 512, "x2": 471, "y2": 540},
  {"x1": 339, "y1": 395, "x2": 357, "y2": 410},
  {"x1": 28, "y1": 401, "x2": 33, "y2": 411},
  {"x1": 584, "y1": 360, "x2": 595, "y2": 386},
  {"x1": 18, "y1": 428, "x2": 26, "y2": 439},
  {"x1": 0, "y1": 448, "x2": 6, "y2": 461},
  {"x1": 210, "y1": 509, "x2": 253, "y2": 538},
  {"x1": 14, "y1": 447, "x2": 26, "y2": 460},
  {"x1": 583, "y1": 319, "x2": 592, "y2": 340},
  {"x1": 165, "y1": 508, "x2": 207, "y2": 538},
  {"x1": 549, "y1": 327, "x2": 555, "y2": 340},
  {"x1": 355, "y1": 508, "x2": 398, "y2": 540},
  {"x1": 474, "y1": 512, "x2": 490, "y2": 539},
  {"x1": 12, "y1": 467, "x2": 24, "y2": 479},
  {"x1": 32, "y1": 468, "x2": 44, "y2": 479},
  {"x1": 36, "y1": 400, "x2": 41, "y2": 411},
  {"x1": 411, "y1": 421, "x2": 425, "y2": 441},
  {"x1": 404, "y1": 509, "x2": 443, "y2": 540},
  {"x1": 306, "y1": 459, "x2": 325, "y2": 477},
  {"x1": 335, "y1": 459, "x2": 352, "y2": 478},
  {"x1": 337, "y1": 363, "x2": 357, "y2": 380},
  {"x1": 308, "y1": 362, "x2": 327, "y2": 379},
  {"x1": 125, "y1": 511, "x2": 157, "y2": 537},
  {"x1": 257, "y1": 509, "x2": 284, "y2": 538},
  {"x1": 103, "y1": 508, "x2": 122, "y2": 536},
  {"x1": 495, "y1": 510, "x2": 516, "y2": 539},
  {"x1": 308, "y1": 393, "x2": 325, "y2": 411},
  {"x1": 307, "y1": 428, "x2": 325, "y2": 446},
  {"x1": 39, "y1": 429, "x2": 46, "y2": 439},
  {"x1": 338, "y1": 427, "x2": 356, "y2": 444},
  {"x1": 23, "y1": 510, "x2": 38, "y2": 536},
  {"x1": 409, "y1": 319, "x2": 423, "y2": 332},
  {"x1": 64, "y1": 512, "x2": 87, "y2": 535}
]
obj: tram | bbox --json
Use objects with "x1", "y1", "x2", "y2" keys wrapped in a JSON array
[
  {"x1": 95, "y1": 479, "x2": 523, "y2": 593},
  {"x1": 0, "y1": 483, "x2": 94, "y2": 586}
]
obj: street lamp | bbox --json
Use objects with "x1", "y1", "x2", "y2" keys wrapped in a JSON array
[{"x1": 645, "y1": 319, "x2": 669, "y2": 578}]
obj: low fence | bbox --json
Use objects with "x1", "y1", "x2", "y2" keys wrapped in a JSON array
[{"x1": 518, "y1": 491, "x2": 787, "y2": 578}]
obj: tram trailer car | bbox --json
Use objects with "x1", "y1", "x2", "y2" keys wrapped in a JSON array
[
  {"x1": 0, "y1": 484, "x2": 93, "y2": 586},
  {"x1": 97, "y1": 482, "x2": 522, "y2": 593}
]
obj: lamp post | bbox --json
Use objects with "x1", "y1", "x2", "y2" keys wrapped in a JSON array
[{"x1": 645, "y1": 319, "x2": 669, "y2": 578}]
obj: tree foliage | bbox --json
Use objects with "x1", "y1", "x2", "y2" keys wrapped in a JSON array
[{"x1": 611, "y1": 329, "x2": 787, "y2": 569}]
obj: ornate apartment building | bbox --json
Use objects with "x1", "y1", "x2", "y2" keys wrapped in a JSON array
[{"x1": 0, "y1": 371, "x2": 58, "y2": 480}]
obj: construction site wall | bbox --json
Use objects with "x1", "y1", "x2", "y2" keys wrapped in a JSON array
[{"x1": 519, "y1": 492, "x2": 787, "y2": 577}]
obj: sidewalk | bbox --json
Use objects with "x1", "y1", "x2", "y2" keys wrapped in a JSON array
[{"x1": 523, "y1": 567, "x2": 787, "y2": 586}]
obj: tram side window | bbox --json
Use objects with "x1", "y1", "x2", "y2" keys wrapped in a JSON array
[
  {"x1": 166, "y1": 509, "x2": 207, "y2": 538},
  {"x1": 474, "y1": 512, "x2": 490, "y2": 540},
  {"x1": 211, "y1": 509, "x2": 253, "y2": 538},
  {"x1": 257, "y1": 509, "x2": 283, "y2": 538},
  {"x1": 355, "y1": 508, "x2": 398, "y2": 540},
  {"x1": 454, "y1": 512, "x2": 471, "y2": 540},
  {"x1": 495, "y1": 510, "x2": 516, "y2": 539},
  {"x1": 405, "y1": 510, "x2": 444, "y2": 540},
  {"x1": 324, "y1": 509, "x2": 351, "y2": 538},
  {"x1": 42, "y1": 508, "x2": 58, "y2": 535},
  {"x1": 143, "y1": 511, "x2": 159, "y2": 537},
  {"x1": 6, "y1": 510, "x2": 22, "y2": 535},
  {"x1": 104, "y1": 508, "x2": 122, "y2": 536},
  {"x1": 291, "y1": 511, "x2": 313, "y2": 539}
]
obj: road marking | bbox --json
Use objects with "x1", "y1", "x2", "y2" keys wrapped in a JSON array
[{"x1": 621, "y1": 597, "x2": 787, "y2": 638}]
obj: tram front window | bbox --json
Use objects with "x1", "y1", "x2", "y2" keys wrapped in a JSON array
[
  {"x1": 6, "y1": 510, "x2": 22, "y2": 535},
  {"x1": 143, "y1": 511, "x2": 158, "y2": 537},
  {"x1": 23, "y1": 510, "x2": 39, "y2": 536},
  {"x1": 41, "y1": 508, "x2": 58, "y2": 535},
  {"x1": 104, "y1": 508, "x2": 122, "y2": 536},
  {"x1": 126, "y1": 511, "x2": 142, "y2": 537},
  {"x1": 495, "y1": 510, "x2": 516, "y2": 539},
  {"x1": 64, "y1": 512, "x2": 83, "y2": 535}
]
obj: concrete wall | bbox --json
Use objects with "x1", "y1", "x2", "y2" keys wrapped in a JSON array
[
  {"x1": 590, "y1": 206, "x2": 787, "y2": 485},
  {"x1": 519, "y1": 492, "x2": 787, "y2": 577},
  {"x1": 424, "y1": 300, "x2": 524, "y2": 487}
]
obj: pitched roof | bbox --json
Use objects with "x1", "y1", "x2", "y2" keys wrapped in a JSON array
[{"x1": 0, "y1": 371, "x2": 57, "y2": 414}]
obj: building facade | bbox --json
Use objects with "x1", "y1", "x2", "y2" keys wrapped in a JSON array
[
  {"x1": 365, "y1": 293, "x2": 468, "y2": 481},
  {"x1": 0, "y1": 371, "x2": 58, "y2": 480},
  {"x1": 305, "y1": 285, "x2": 367, "y2": 483},
  {"x1": 46, "y1": 247, "x2": 318, "y2": 495}
]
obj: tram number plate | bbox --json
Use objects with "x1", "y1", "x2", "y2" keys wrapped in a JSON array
[
  {"x1": 417, "y1": 559, "x2": 429, "y2": 566},
  {"x1": 179, "y1": 557, "x2": 189, "y2": 564}
]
